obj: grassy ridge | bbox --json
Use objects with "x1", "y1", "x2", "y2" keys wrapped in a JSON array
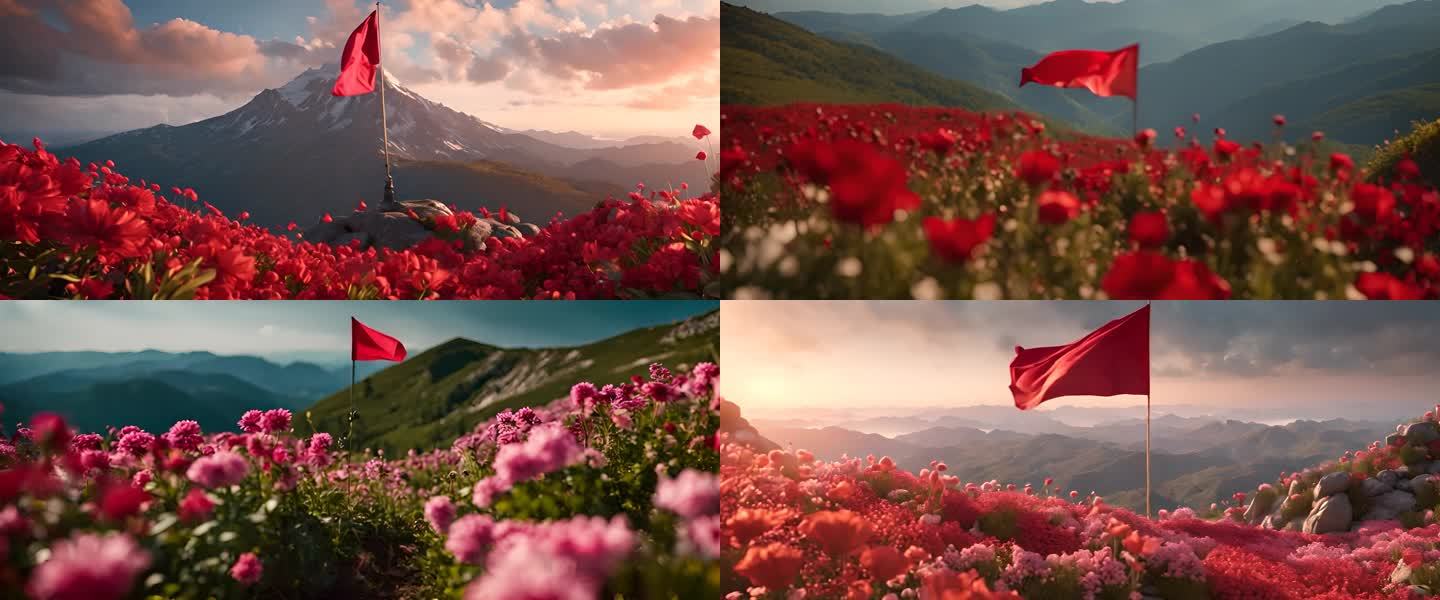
[{"x1": 299, "y1": 312, "x2": 719, "y2": 453}]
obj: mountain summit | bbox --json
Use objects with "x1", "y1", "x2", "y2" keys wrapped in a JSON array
[{"x1": 60, "y1": 66, "x2": 703, "y2": 227}]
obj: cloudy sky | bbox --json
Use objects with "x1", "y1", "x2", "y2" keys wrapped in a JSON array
[
  {"x1": 0, "y1": 0, "x2": 718, "y2": 141},
  {"x1": 0, "y1": 300, "x2": 715, "y2": 364},
  {"x1": 722, "y1": 301, "x2": 1440, "y2": 421}
]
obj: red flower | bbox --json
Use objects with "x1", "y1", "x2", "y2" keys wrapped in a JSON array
[
  {"x1": 1330, "y1": 153, "x2": 1354, "y2": 173},
  {"x1": 30, "y1": 413, "x2": 71, "y2": 453},
  {"x1": 1161, "y1": 260, "x2": 1231, "y2": 300},
  {"x1": 733, "y1": 543, "x2": 804, "y2": 590},
  {"x1": 1036, "y1": 189, "x2": 1080, "y2": 225},
  {"x1": 691, "y1": 124, "x2": 711, "y2": 140},
  {"x1": 1016, "y1": 150, "x2": 1060, "y2": 186},
  {"x1": 178, "y1": 488, "x2": 215, "y2": 523},
  {"x1": 695, "y1": 151, "x2": 707, "y2": 161},
  {"x1": 860, "y1": 545, "x2": 907, "y2": 581},
  {"x1": 321, "y1": 213, "x2": 333, "y2": 223},
  {"x1": 1396, "y1": 157, "x2": 1421, "y2": 181},
  {"x1": 1213, "y1": 139, "x2": 1241, "y2": 159},
  {"x1": 1355, "y1": 272, "x2": 1423, "y2": 300},
  {"x1": 923, "y1": 214, "x2": 994, "y2": 264},
  {"x1": 1101, "y1": 251, "x2": 1176, "y2": 299},
  {"x1": 61, "y1": 198, "x2": 149, "y2": 257},
  {"x1": 98, "y1": 483, "x2": 150, "y2": 521},
  {"x1": 799, "y1": 510, "x2": 873, "y2": 556},
  {"x1": 1128, "y1": 211, "x2": 1168, "y2": 248},
  {"x1": 1134, "y1": 128, "x2": 1157, "y2": 148},
  {"x1": 1349, "y1": 183, "x2": 1395, "y2": 223},
  {"x1": 1272, "y1": 114, "x2": 1287, "y2": 127}
]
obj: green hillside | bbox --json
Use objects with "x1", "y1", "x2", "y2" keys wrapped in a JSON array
[
  {"x1": 299, "y1": 311, "x2": 719, "y2": 453},
  {"x1": 720, "y1": 2, "x2": 1017, "y2": 111}
]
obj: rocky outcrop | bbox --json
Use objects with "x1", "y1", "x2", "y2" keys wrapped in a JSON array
[
  {"x1": 303, "y1": 199, "x2": 542, "y2": 252},
  {"x1": 1303, "y1": 494, "x2": 1353, "y2": 534}
]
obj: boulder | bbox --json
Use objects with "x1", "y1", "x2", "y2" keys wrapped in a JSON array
[
  {"x1": 1260, "y1": 514, "x2": 1287, "y2": 530},
  {"x1": 302, "y1": 199, "x2": 517, "y2": 251},
  {"x1": 1244, "y1": 493, "x2": 1277, "y2": 525},
  {"x1": 1405, "y1": 421, "x2": 1440, "y2": 445},
  {"x1": 1397, "y1": 478, "x2": 1414, "y2": 493},
  {"x1": 1303, "y1": 494, "x2": 1352, "y2": 534},
  {"x1": 1388, "y1": 433, "x2": 1406, "y2": 447},
  {"x1": 1378, "y1": 470, "x2": 1401, "y2": 487},
  {"x1": 518, "y1": 223, "x2": 542, "y2": 237},
  {"x1": 1288, "y1": 479, "x2": 1305, "y2": 498},
  {"x1": 1360, "y1": 477, "x2": 1392, "y2": 497},
  {"x1": 1314, "y1": 472, "x2": 1351, "y2": 499},
  {"x1": 1366, "y1": 490, "x2": 1417, "y2": 521}
]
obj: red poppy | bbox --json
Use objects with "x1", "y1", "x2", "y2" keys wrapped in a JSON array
[
  {"x1": 1016, "y1": 150, "x2": 1060, "y2": 186},
  {"x1": 1355, "y1": 272, "x2": 1423, "y2": 300},
  {"x1": 1134, "y1": 128, "x2": 1157, "y2": 148},
  {"x1": 691, "y1": 124, "x2": 711, "y2": 140},
  {"x1": 1330, "y1": 153, "x2": 1354, "y2": 173},
  {"x1": 1272, "y1": 114, "x2": 1287, "y2": 127},
  {"x1": 799, "y1": 510, "x2": 873, "y2": 556},
  {"x1": 61, "y1": 198, "x2": 149, "y2": 257},
  {"x1": 1128, "y1": 211, "x2": 1168, "y2": 248},
  {"x1": 1036, "y1": 189, "x2": 1080, "y2": 224},
  {"x1": 1160, "y1": 260, "x2": 1231, "y2": 299},
  {"x1": 1350, "y1": 183, "x2": 1395, "y2": 223},
  {"x1": 695, "y1": 151, "x2": 707, "y2": 161},
  {"x1": 733, "y1": 543, "x2": 804, "y2": 590},
  {"x1": 860, "y1": 545, "x2": 907, "y2": 581},
  {"x1": 923, "y1": 214, "x2": 995, "y2": 263},
  {"x1": 1101, "y1": 251, "x2": 1176, "y2": 299}
]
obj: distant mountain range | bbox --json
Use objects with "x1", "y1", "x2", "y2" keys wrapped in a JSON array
[
  {"x1": 0, "y1": 311, "x2": 717, "y2": 449},
  {"x1": 744, "y1": 411, "x2": 1395, "y2": 512},
  {"x1": 56, "y1": 66, "x2": 705, "y2": 228},
  {"x1": 299, "y1": 311, "x2": 720, "y2": 453},
  {"x1": 0, "y1": 351, "x2": 364, "y2": 434},
  {"x1": 730, "y1": 0, "x2": 1440, "y2": 145}
]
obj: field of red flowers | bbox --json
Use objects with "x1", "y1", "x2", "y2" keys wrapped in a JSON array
[
  {"x1": 0, "y1": 362, "x2": 719, "y2": 599},
  {"x1": 721, "y1": 405, "x2": 1440, "y2": 599},
  {"x1": 0, "y1": 137, "x2": 719, "y2": 299},
  {"x1": 718, "y1": 104, "x2": 1440, "y2": 299}
]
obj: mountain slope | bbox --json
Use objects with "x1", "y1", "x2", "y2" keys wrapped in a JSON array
[
  {"x1": 1137, "y1": 0, "x2": 1440, "y2": 143},
  {"x1": 300, "y1": 311, "x2": 719, "y2": 453},
  {"x1": 58, "y1": 66, "x2": 699, "y2": 227},
  {"x1": 720, "y1": 3, "x2": 1016, "y2": 111},
  {"x1": 0, "y1": 351, "x2": 352, "y2": 398}
]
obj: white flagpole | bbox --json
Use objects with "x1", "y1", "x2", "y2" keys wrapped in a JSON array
[{"x1": 377, "y1": 2, "x2": 394, "y2": 206}]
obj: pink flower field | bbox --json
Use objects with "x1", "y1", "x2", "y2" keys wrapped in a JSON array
[
  {"x1": 0, "y1": 362, "x2": 720, "y2": 599},
  {"x1": 722, "y1": 404, "x2": 1440, "y2": 599}
]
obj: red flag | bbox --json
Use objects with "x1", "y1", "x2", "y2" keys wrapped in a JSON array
[
  {"x1": 351, "y1": 317, "x2": 406, "y2": 362},
  {"x1": 332, "y1": 10, "x2": 380, "y2": 97},
  {"x1": 1009, "y1": 305, "x2": 1149, "y2": 410},
  {"x1": 1020, "y1": 44, "x2": 1138, "y2": 100}
]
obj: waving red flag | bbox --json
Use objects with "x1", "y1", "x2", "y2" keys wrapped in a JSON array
[
  {"x1": 1009, "y1": 305, "x2": 1148, "y2": 410},
  {"x1": 351, "y1": 317, "x2": 406, "y2": 362},
  {"x1": 1020, "y1": 44, "x2": 1138, "y2": 100},
  {"x1": 332, "y1": 10, "x2": 380, "y2": 97}
]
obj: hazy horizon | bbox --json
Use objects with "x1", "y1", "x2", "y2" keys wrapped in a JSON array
[{"x1": 722, "y1": 302, "x2": 1440, "y2": 426}]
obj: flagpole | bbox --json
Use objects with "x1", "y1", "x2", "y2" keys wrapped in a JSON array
[
  {"x1": 377, "y1": 1, "x2": 395, "y2": 207},
  {"x1": 1145, "y1": 300, "x2": 1152, "y2": 519},
  {"x1": 347, "y1": 358, "x2": 356, "y2": 453}
]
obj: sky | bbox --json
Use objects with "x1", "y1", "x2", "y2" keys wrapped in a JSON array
[
  {"x1": 721, "y1": 301, "x2": 1440, "y2": 422},
  {"x1": 0, "y1": 0, "x2": 719, "y2": 140},
  {"x1": 0, "y1": 300, "x2": 716, "y2": 364}
]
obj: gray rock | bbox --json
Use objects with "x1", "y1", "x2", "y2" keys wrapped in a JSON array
[
  {"x1": 1429, "y1": 462, "x2": 1440, "y2": 476},
  {"x1": 1378, "y1": 470, "x2": 1401, "y2": 487},
  {"x1": 1303, "y1": 493, "x2": 1353, "y2": 534},
  {"x1": 1314, "y1": 472, "x2": 1351, "y2": 499},
  {"x1": 1414, "y1": 474, "x2": 1435, "y2": 492},
  {"x1": 1366, "y1": 490, "x2": 1417, "y2": 521},
  {"x1": 518, "y1": 223, "x2": 542, "y2": 237},
  {"x1": 1407, "y1": 585, "x2": 1431, "y2": 597},
  {"x1": 1398, "y1": 478, "x2": 1414, "y2": 493},
  {"x1": 481, "y1": 218, "x2": 523, "y2": 239},
  {"x1": 1288, "y1": 479, "x2": 1306, "y2": 498},
  {"x1": 1398, "y1": 465, "x2": 1414, "y2": 478},
  {"x1": 1361, "y1": 477, "x2": 1392, "y2": 497},
  {"x1": 303, "y1": 219, "x2": 346, "y2": 241},
  {"x1": 1261, "y1": 514, "x2": 1287, "y2": 530},
  {"x1": 500, "y1": 211, "x2": 522, "y2": 225},
  {"x1": 1284, "y1": 518, "x2": 1303, "y2": 532},
  {"x1": 395, "y1": 199, "x2": 454, "y2": 220},
  {"x1": 302, "y1": 199, "x2": 505, "y2": 252},
  {"x1": 1405, "y1": 422, "x2": 1440, "y2": 445},
  {"x1": 1388, "y1": 433, "x2": 1406, "y2": 447},
  {"x1": 1244, "y1": 493, "x2": 1277, "y2": 525}
]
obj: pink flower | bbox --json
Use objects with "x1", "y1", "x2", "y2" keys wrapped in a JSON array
[
  {"x1": 654, "y1": 469, "x2": 718, "y2": 519},
  {"x1": 178, "y1": 488, "x2": 215, "y2": 523},
  {"x1": 230, "y1": 552, "x2": 262, "y2": 586},
  {"x1": 463, "y1": 542, "x2": 593, "y2": 600},
  {"x1": 163, "y1": 420, "x2": 203, "y2": 451},
  {"x1": 186, "y1": 450, "x2": 250, "y2": 489},
  {"x1": 681, "y1": 515, "x2": 720, "y2": 559},
  {"x1": 492, "y1": 423, "x2": 587, "y2": 487},
  {"x1": 445, "y1": 514, "x2": 498, "y2": 564},
  {"x1": 116, "y1": 430, "x2": 155, "y2": 456},
  {"x1": 26, "y1": 532, "x2": 150, "y2": 600},
  {"x1": 238, "y1": 410, "x2": 264, "y2": 433},
  {"x1": 261, "y1": 409, "x2": 292, "y2": 434},
  {"x1": 425, "y1": 496, "x2": 456, "y2": 535}
]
